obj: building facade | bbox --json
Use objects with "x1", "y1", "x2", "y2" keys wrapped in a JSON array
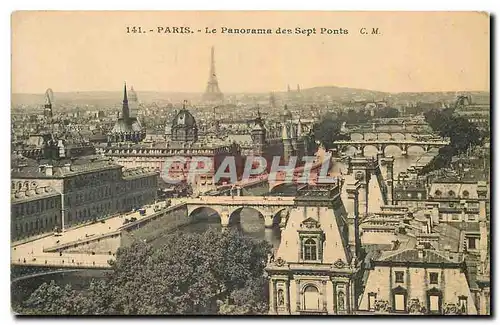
[
  {"x1": 11, "y1": 157, "x2": 158, "y2": 239},
  {"x1": 11, "y1": 182, "x2": 62, "y2": 241},
  {"x1": 108, "y1": 83, "x2": 146, "y2": 143},
  {"x1": 359, "y1": 247, "x2": 477, "y2": 315},
  {"x1": 101, "y1": 101, "x2": 244, "y2": 194},
  {"x1": 265, "y1": 181, "x2": 364, "y2": 315}
]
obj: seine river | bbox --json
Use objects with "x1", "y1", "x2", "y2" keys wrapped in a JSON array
[{"x1": 12, "y1": 146, "x2": 437, "y2": 308}]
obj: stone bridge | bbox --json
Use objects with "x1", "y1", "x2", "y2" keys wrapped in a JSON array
[
  {"x1": 333, "y1": 139, "x2": 450, "y2": 156},
  {"x1": 214, "y1": 159, "x2": 326, "y2": 195},
  {"x1": 348, "y1": 130, "x2": 436, "y2": 141},
  {"x1": 180, "y1": 196, "x2": 295, "y2": 228},
  {"x1": 345, "y1": 119, "x2": 429, "y2": 132}
]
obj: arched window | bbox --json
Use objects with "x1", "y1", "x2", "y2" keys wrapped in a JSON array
[
  {"x1": 303, "y1": 239, "x2": 317, "y2": 261},
  {"x1": 303, "y1": 285, "x2": 320, "y2": 311}
]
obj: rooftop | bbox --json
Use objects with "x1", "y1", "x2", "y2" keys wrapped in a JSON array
[
  {"x1": 11, "y1": 185, "x2": 59, "y2": 203},
  {"x1": 11, "y1": 156, "x2": 123, "y2": 179},
  {"x1": 377, "y1": 248, "x2": 463, "y2": 265}
]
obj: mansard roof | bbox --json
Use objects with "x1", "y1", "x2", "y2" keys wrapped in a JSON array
[{"x1": 376, "y1": 248, "x2": 463, "y2": 266}]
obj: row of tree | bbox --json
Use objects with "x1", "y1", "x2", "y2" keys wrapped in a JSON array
[
  {"x1": 16, "y1": 229, "x2": 271, "y2": 315},
  {"x1": 308, "y1": 106, "x2": 400, "y2": 151},
  {"x1": 418, "y1": 107, "x2": 483, "y2": 174}
]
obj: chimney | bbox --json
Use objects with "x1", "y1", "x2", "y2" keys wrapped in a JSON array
[
  {"x1": 444, "y1": 245, "x2": 451, "y2": 259},
  {"x1": 417, "y1": 244, "x2": 425, "y2": 259},
  {"x1": 45, "y1": 165, "x2": 53, "y2": 176}
]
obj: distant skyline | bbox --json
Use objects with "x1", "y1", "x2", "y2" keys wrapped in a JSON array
[{"x1": 12, "y1": 11, "x2": 490, "y2": 94}]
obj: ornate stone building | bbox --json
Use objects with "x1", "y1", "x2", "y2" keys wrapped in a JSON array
[
  {"x1": 11, "y1": 182, "x2": 61, "y2": 241},
  {"x1": 265, "y1": 181, "x2": 364, "y2": 315},
  {"x1": 358, "y1": 247, "x2": 477, "y2": 315},
  {"x1": 248, "y1": 105, "x2": 309, "y2": 172},
  {"x1": 11, "y1": 156, "x2": 158, "y2": 239},
  {"x1": 101, "y1": 101, "x2": 243, "y2": 194},
  {"x1": 108, "y1": 83, "x2": 145, "y2": 143}
]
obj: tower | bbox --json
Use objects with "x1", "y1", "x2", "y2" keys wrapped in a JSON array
[
  {"x1": 202, "y1": 46, "x2": 224, "y2": 102},
  {"x1": 128, "y1": 86, "x2": 139, "y2": 119},
  {"x1": 44, "y1": 89, "x2": 53, "y2": 119},
  {"x1": 269, "y1": 92, "x2": 276, "y2": 108},
  {"x1": 251, "y1": 107, "x2": 266, "y2": 156},
  {"x1": 122, "y1": 82, "x2": 130, "y2": 122}
]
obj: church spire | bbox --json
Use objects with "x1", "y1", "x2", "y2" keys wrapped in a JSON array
[{"x1": 122, "y1": 82, "x2": 130, "y2": 121}]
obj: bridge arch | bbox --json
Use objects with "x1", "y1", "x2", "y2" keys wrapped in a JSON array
[
  {"x1": 339, "y1": 144, "x2": 358, "y2": 154},
  {"x1": 391, "y1": 132, "x2": 406, "y2": 140},
  {"x1": 227, "y1": 206, "x2": 267, "y2": 231},
  {"x1": 350, "y1": 132, "x2": 364, "y2": 141},
  {"x1": 187, "y1": 206, "x2": 222, "y2": 225},
  {"x1": 363, "y1": 132, "x2": 378, "y2": 140},
  {"x1": 407, "y1": 145, "x2": 426, "y2": 154},
  {"x1": 361, "y1": 144, "x2": 378, "y2": 156},
  {"x1": 376, "y1": 132, "x2": 391, "y2": 139},
  {"x1": 383, "y1": 144, "x2": 404, "y2": 156}
]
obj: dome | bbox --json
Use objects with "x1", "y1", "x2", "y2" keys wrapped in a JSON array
[
  {"x1": 128, "y1": 87, "x2": 138, "y2": 102},
  {"x1": 172, "y1": 108, "x2": 197, "y2": 129},
  {"x1": 111, "y1": 119, "x2": 134, "y2": 133},
  {"x1": 282, "y1": 104, "x2": 293, "y2": 121}
]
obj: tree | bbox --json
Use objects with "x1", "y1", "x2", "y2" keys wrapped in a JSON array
[
  {"x1": 419, "y1": 108, "x2": 483, "y2": 175},
  {"x1": 218, "y1": 277, "x2": 269, "y2": 315},
  {"x1": 75, "y1": 279, "x2": 117, "y2": 315},
  {"x1": 375, "y1": 107, "x2": 400, "y2": 119},
  {"x1": 312, "y1": 112, "x2": 349, "y2": 150},
  {"x1": 20, "y1": 281, "x2": 81, "y2": 315},
  {"x1": 20, "y1": 229, "x2": 272, "y2": 315}
]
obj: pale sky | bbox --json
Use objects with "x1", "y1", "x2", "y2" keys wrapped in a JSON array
[{"x1": 12, "y1": 11, "x2": 490, "y2": 94}]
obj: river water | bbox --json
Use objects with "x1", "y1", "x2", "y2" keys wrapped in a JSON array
[{"x1": 12, "y1": 145, "x2": 437, "y2": 308}]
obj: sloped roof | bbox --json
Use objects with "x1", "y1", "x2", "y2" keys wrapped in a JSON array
[{"x1": 378, "y1": 248, "x2": 462, "y2": 265}]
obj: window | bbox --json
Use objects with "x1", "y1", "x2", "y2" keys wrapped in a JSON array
[
  {"x1": 394, "y1": 293, "x2": 406, "y2": 311},
  {"x1": 395, "y1": 271, "x2": 404, "y2": 283},
  {"x1": 448, "y1": 191, "x2": 456, "y2": 198},
  {"x1": 462, "y1": 190, "x2": 469, "y2": 198},
  {"x1": 449, "y1": 202, "x2": 455, "y2": 208},
  {"x1": 303, "y1": 285, "x2": 320, "y2": 311},
  {"x1": 468, "y1": 237, "x2": 477, "y2": 250},
  {"x1": 429, "y1": 295, "x2": 440, "y2": 312},
  {"x1": 429, "y1": 272, "x2": 439, "y2": 285},
  {"x1": 368, "y1": 293, "x2": 377, "y2": 311},
  {"x1": 452, "y1": 214, "x2": 460, "y2": 220},
  {"x1": 467, "y1": 214, "x2": 476, "y2": 221},
  {"x1": 458, "y1": 296, "x2": 467, "y2": 314},
  {"x1": 434, "y1": 190, "x2": 442, "y2": 197},
  {"x1": 303, "y1": 238, "x2": 317, "y2": 261}
]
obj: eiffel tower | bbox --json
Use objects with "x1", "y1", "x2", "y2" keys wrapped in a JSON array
[{"x1": 202, "y1": 46, "x2": 224, "y2": 102}]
